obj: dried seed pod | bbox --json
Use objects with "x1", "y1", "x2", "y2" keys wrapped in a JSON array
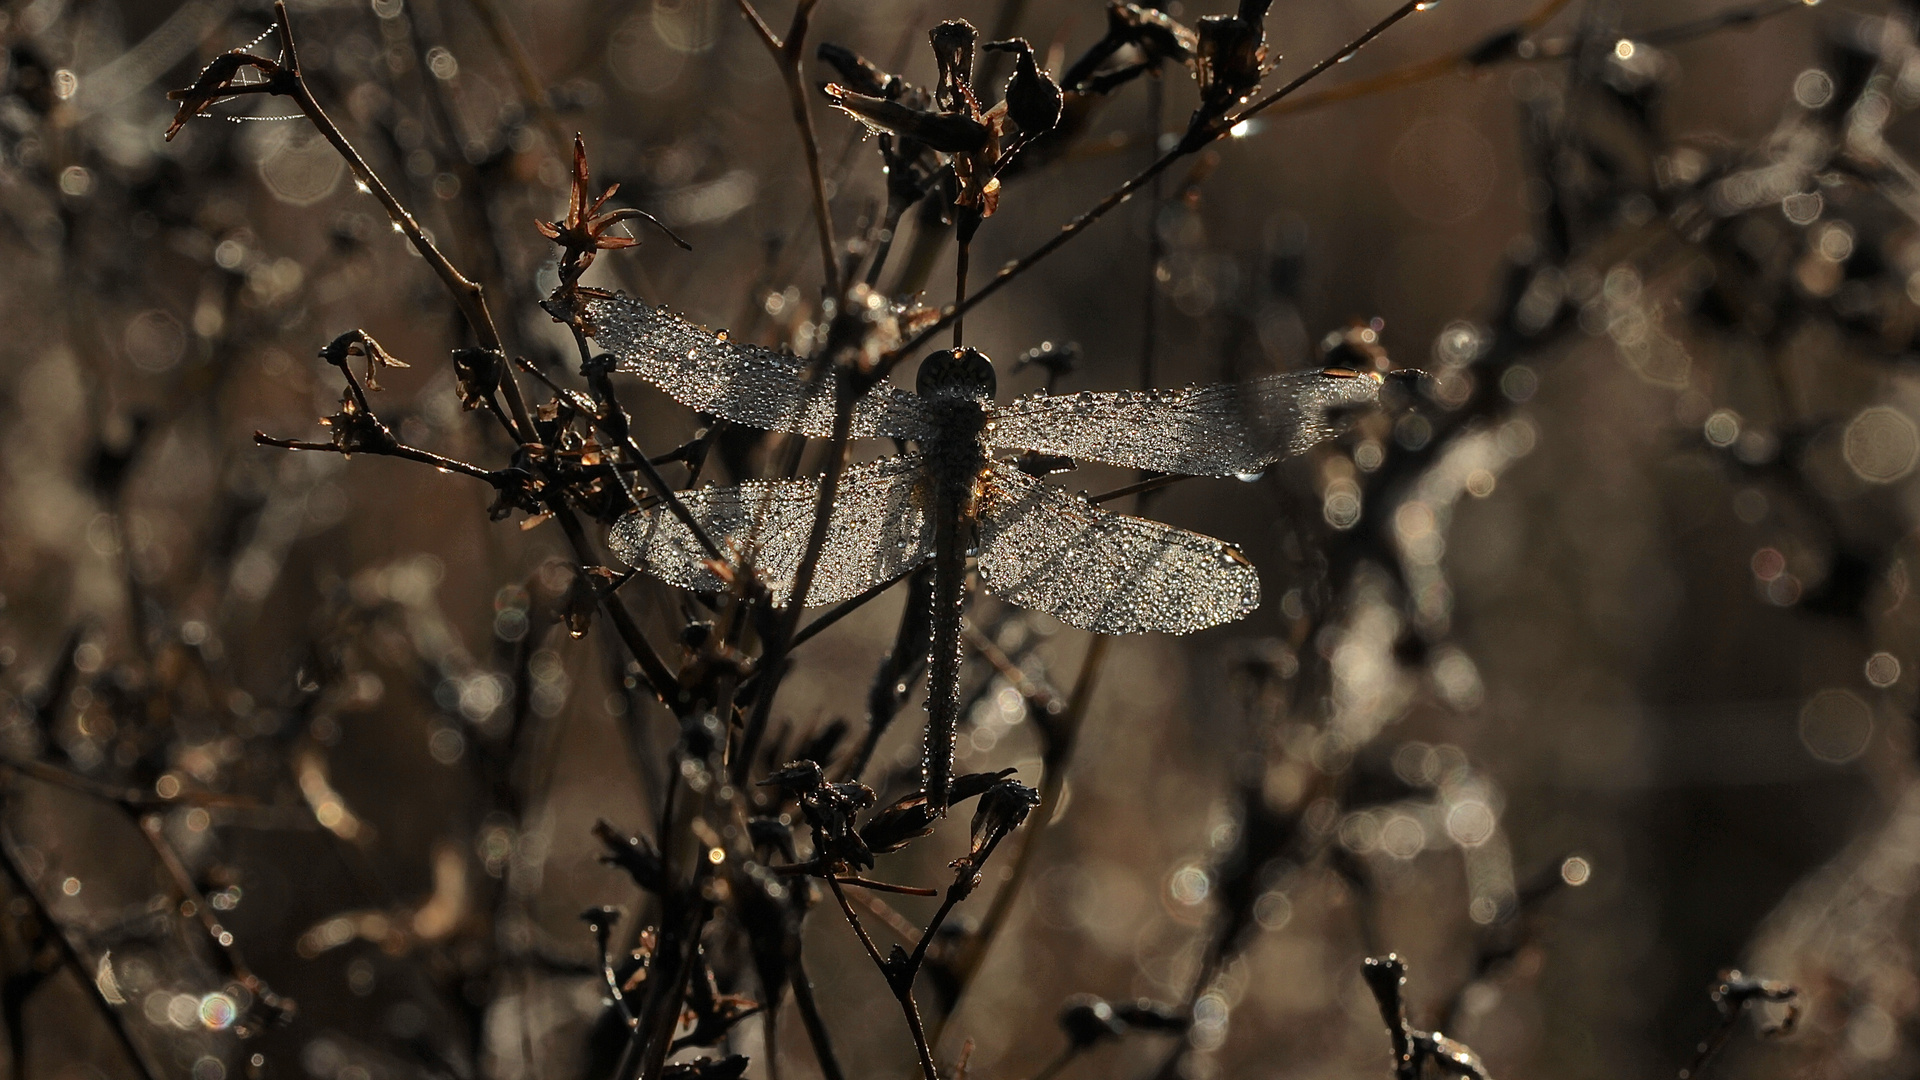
[
  {"x1": 320, "y1": 391, "x2": 396, "y2": 455},
  {"x1": 929, "y1": 19, "x2": 980, "y2": 114},
  {"x1": 1193, "y1": 12, "x2": 1266, "y2": 125},
  {"x1": 453, "y1": 346, "x2": 505, "y2": 411},
  {"x1": 859, "y1": 791, "x2": 940, "y2": 854},
  {"x1": 824, "y1": 86, "x2": 991, "y2": 154},
  {"x1": 983, "y1": 39, "x2": 1063, "y2": 137},
  {"x1": 817, "y1": 42, "x2": 901, "y2": 98}
]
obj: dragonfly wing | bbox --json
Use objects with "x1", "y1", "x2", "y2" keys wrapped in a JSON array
[
  {"x1": 974, "y1": 461, "x2": 1259, "y2": 634},
  {"x1": 589, "y1": 295, "x2": 935, "y2": 440},
  {"x1": 984, "y1": 370, "x2": 1383, "y2": 475},
  {"x1": 609, "y1": 455, "x2": 936, "y2": 607}
]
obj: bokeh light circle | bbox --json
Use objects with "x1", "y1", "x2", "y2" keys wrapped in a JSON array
[
  {"x1": 1799, "y1": 689, "x2": 1874, "y2": 763},
  {"x1": 1843, "y1": 406, "x2": 1919, "y2": 483}
]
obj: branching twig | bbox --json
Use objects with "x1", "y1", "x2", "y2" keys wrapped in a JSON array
[
  {"x1": 1361, "y1": 955, "x2": 1492, "y2": 1080},
  {"x1": 878, "y1": 0, "x2": 1440, "y2": 373},
  {"x1": 165, "y1": 2, "x2": 537, "y2": 441},
  {"x1": 252, "y1": 433, "x2": 499, "y2": 483},
  {"x1": 0, "y1": 822, "x2": 162, "y2": 1080},
  {"x1": 738, "y1": 0, "x2": 842, "y2": 296},
  {"x1": 1678, "y1": 970, "x2": 1799, "y2": 1080}
]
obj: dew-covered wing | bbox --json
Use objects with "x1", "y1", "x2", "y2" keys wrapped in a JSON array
[
  {"x1": 608, "y1": 455, "x2": 935, "y2": 607},
  {"x1": 974, "y1": 461, "x2": 1259, "y2": 634},
  {"x1": 983, "y1": 370, "x2": 1383, "y2": 475},
  {"x1": 589, "y1": 295, "x2": 934, "y2": 440}
]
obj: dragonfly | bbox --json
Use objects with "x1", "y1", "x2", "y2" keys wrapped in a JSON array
[{"x1": 590, "y1": 295, "x2": 1387, "y2": 808}]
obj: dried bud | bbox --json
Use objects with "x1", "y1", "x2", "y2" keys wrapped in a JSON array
[
  {"x1": 319, "y1": 330, "x2": 409, "y2": 392},
  {"x1": 951, "y1": 778, "x2": 1039, "y2": 888},
  {"x1": 929, "y1": 20, "x2": 980, "y2": 113},
  {"x1": 1108, "y1": 2, "x2": 1198, "y2": 65},
  {"x1": 565, "y1": 567, "x2": 616, "y2": 639},
  {"x1": 817, "y1": 42, "x2": 901, "y2": 98},
  {"x1": 760, "y1": 760, "x2": 826, "y2": 796},
  {"x1": 453, "y1": 347, "x2": 505, "y2": 411},
  {"x1": 320, "y1": 391, "x2": 396, "y2": 455},
  {"x1": 824, "y1": 86, "x2": 991, "y2": 154},
  {"x1": 1193, "y1": 13, "x2": 1266, "y2": 126},
  {"x1": 948, "y1": 768, "x2": 1018, "y2": 805},
  {"x1": 1059, "y1": 996, "x2": 1125, "y2": 1048},
  {"x1": 594, "y1": 820, "x2": 666, "y2": 893},
  {"x1": 984, "y1": 39, "x2": 1063, "y2": 137},
  {"x1": 859, "y1": 792, "x2": 940, "y2": 854}
]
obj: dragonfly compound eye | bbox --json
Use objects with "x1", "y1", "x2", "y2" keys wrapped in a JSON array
[{"x1": 916, "y1": 347, "x2": 997, "y2": 401}]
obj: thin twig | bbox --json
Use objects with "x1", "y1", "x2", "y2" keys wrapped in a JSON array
[
  {"x1": 738, "y1": 0, "x2": 842, "y2": 296},
  {"x1": 548, "y1": 501, "x2": 680, "y2": 709},
  {"x1": 462, "y1": 0, "x2": 568, "y2": 151},
  {"x1": 571, "y1": 326, "x2": 726, "y2": 564},
  {"x1": 0, "y1": 757, "x2": 258, "y2": 811},
  {"x1": 836, "y1": 875, "x2": 940, "y2": 897},
  {"x1": 253, "y1": 433, "x2": 499, "y2": 483},
  {"x1": 1088, "y1": 473, "x2": 1187, "y2": 505},
  {"x1": 931, "y1": 634, "x2": 1108, "y2": 1052},
  {"x1": 878, "y1": 0, "x2": 1441, "y2": 373},
  {"x1": 792, "y1": 568, "x2": 913, "y2": 650},
  {"x1": 1234, "y1": 0, "x2": 1436, "y2": 124},
  {"x1": 0, "y1": 822, "x2": 163, "y2": 1080},
  {"x1": 138, "y1": 814, "x2": 291, "y2": 1015},
  {"x1": 1248, "y1": 0, "x2": 1577, "y2": 126},
  {"x1": 790, "y1": 957, "x2": 849, "y2": 1080},
  {"x1": 734, "y1": 369, "x2": 865, "y2": 783},
  {"x1": 825, "y1": 875, "x2": 940, "y2": 1080},
  {"x1": 257, "y1": 3, "x2": 538, "y2": 442}
]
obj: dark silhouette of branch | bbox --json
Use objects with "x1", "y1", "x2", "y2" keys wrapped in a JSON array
[{"x1": 1678, "y1": 970, "x2": 1799, "y2": 1080}]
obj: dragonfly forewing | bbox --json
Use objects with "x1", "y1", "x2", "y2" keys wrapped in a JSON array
[
  {"x1": 983, "y1": 370, "x2": 1384, "y2": 476},
  {"x1": 608, "y1": 455, "x2": 937, "y2": 607},
  {"x1": 974, "y1": 462, "x2": 1260, "y2": 635},
  {"x1": 589, "y1": 296, "x2": 936, "y2": 440}
]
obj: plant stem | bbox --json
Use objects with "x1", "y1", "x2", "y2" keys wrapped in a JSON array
[
  {"x1": 0, "y1": 819, "x2": 163, "y2": 1080},
  {"x1": 790, "y1": 956, "x2": 849, "y2": 1080},
  {"x1": 879, "y1": 0, "x2": 1444, "y2": 374},
  {"x1": 930, "y1": 634, "x2": 1108, "y2": 1052},
  {"x1": 738, "y1": 0, "x2": 842, "y2": 297},
  {"x1": 265, "y1": 2, "x2": 537, "y2": 444}
]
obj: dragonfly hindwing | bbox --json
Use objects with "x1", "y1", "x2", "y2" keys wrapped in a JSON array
[{"x1": 973, "y1": 461, "x2": 1260, "y2": 635}]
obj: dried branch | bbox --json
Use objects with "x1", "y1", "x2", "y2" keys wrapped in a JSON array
[
  {"x1": 880, "y1": 0, "x2": 1440, "y2": 373},
  {"x1": 1678, "y1": 970, "x2": 1799, "y2": 1080},
  {"x1": 0, "y1": 821, "x2": 163, "y2": 1080},
  {"x1": 738, "y1": 0, "x2": 842, "y2": 296}
]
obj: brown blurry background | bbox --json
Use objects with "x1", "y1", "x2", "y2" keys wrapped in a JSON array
[{"x1": 0, "y1": 0, "x2": 1911, "y2": 1079}]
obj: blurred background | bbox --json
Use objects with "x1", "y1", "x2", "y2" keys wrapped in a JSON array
[{"x1": 0, "y1": 0, "x2": 1911, "y2": 1078}]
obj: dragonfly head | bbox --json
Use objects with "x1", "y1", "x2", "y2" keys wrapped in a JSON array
[{"x1": 916, "y1": 347, "x2": 997, "y2": 402}]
